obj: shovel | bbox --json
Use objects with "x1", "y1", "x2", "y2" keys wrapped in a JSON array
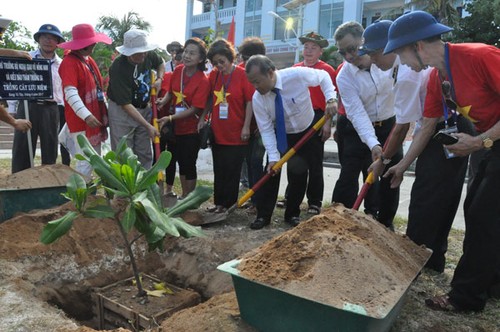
[
  {"x1": 201, "y1": 114, "x2": 330, "y2": 225},
  {"x1": 150, "y1": 72, "x2": 165, "y2": 194},
  {"x1": 352, "y1": 124, "x2": 395, "y2": 211}
]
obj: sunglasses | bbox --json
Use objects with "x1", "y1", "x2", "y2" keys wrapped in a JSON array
[
  {"x1": 338, "y1": 45, "x2": 358, "y2": 57},
  {"x1": 441, "y1": 81, "x2": 457, "y2": 110}
]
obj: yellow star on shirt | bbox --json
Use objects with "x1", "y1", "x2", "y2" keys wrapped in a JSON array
[
  {"x1": 213, "y1": 87, "x2": 230, "y2": 106},
  {"x1": 457, "y1": 104, "x2": 478, "y2": 123},
  {"x1": 173, "y1": 90, "x2": 186, "y2": 105}
]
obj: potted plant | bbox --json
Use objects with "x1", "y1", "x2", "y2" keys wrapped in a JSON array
[{"x1": 40, "y1": 134, "x2": 211, "y2": 298}]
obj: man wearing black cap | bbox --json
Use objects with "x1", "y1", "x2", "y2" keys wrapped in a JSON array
[
  {"x1": 8, "y1": 24, "x2": 65, "y2": 173},
  {"x1": 165, "y1": 41, "x2": 182, "y2": 73},
  {"x1": 286, "y1": 31, "x2": 336, "y2": 216}
]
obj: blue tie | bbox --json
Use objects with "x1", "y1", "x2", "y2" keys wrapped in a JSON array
[{"x1": 272, "y1": 88, "x2": 288, "y2": 154}]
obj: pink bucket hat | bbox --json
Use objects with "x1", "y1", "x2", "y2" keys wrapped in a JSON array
[{"x1": 58, "y1": 24, "x2": 111, "y2": 50}]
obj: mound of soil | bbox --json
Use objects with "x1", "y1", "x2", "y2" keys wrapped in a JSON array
[
  {"x1": 238, "y1": 204, "x2": 431, "y2": 317},
  {"x1": 0, "y1": 164, "x2": 78, "y2": 189}
]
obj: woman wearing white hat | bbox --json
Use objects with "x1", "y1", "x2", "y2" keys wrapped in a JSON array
[{"x1": 107, "y1": 29, "x2": 165, "y2": 169}]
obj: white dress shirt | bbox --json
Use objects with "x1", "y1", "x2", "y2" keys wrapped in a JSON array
[
  {"x1": 393, "y1": 57, "x2": 432, "y2": 135},
  {"x1": 7, "y1": 49, "x2": 63, "y2": 113},
  {"x1": 337, "y1": 61, "x2": 395, "y2": 150},
  {"x1": 252, "y1": 66, "x2": 337, "y2": 162}
]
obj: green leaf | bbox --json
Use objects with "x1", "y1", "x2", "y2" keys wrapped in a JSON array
[
  {"x1": 165, "y1": 186, "x2": 212, "y2": 217},
  {"x1": 147, "y1": 183, "x2": 163, "y2": 208},
  {"x1": 77, "y1": 134, "x2": 99, "y2": 158},
  {"x1": 89, "y1": 155, "x2": 129, "y2": 193},
  {"x1": 136, "y1": 151, "x2": 171, "y2": 191},
  {"x1": 169, "y1": 217, "x2": 205, "y2": 238},
  {"x1": 121, "y1": 164, "x2": 136, "y2": 192},
  {"x1": 40, "y1": 211, "x2": 79, "y2": 244},
  {"x1": 121, "y1": 204, "x2": 137, "y2": 232},
  {"x1": 83, "y1": 204, "x2": 115, "y2": 219},
  {"x1": 139, "y1": 197, "x2": 180, "y2": 237},
  {"x1": 65, "y1": 174, "x2": 88, "y2": 211}
]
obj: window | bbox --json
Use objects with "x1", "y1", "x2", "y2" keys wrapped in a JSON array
[
  {"x1": 246, "y1": 0, "x2": 262, "y2": 12},
  {"x1": 319, "y1": 0, "x2": 344, "y2": 39},
  {"x1": 244, "y1": 17, "x2": 262, "y2": 37}
]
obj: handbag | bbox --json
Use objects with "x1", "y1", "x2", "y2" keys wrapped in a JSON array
[{"x1": 199, "y1": 118, "x2": 214, "y2": 149}]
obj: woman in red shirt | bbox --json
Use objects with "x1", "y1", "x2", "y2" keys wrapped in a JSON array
[
  {"x1": 158, "y1": 38, "x2": 210, "y2": 198},
  {"x1": 205, "y1": 39, "x2": 254, "y2": 213}
]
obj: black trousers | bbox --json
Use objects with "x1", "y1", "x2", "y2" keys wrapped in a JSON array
[
  {"x1": 256, "y1": 122, "x2": 324, "y2": 221},
  {"x1": 448, "y1": 142, "x2": 500, "y2": 311},
  {"x1": 212, "y1": 144, "x2": 247, "y2": 208},
  {"x1": 283, "y1": 110, "x2": 325, "y2": 208},
  {"x1": 332, "y1": 115, "x2": 402, "y2": 228},
  {"x1": 175, "y1": 134, "x2": 199, "y2": 180},
  {"x1": 12, "y1": 101, "x2": 59, "y2": 173},
  {"x1": 407, "y1": 139, "x2": 466, "y2": 272},
  {"x1": 245, "y1": 133, "x2": 265, "y2": 205},
  {"x1": 406, "y1": 117, "x2": 473, "y2": 272}
]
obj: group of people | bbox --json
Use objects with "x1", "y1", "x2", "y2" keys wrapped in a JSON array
[{"x1": 2, "y1": 10, "x2": 499, "y2": 313}]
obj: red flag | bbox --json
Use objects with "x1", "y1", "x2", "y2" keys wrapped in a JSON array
[{"x1": 227, "y1": 16, "x2": 235, "y2": 45}]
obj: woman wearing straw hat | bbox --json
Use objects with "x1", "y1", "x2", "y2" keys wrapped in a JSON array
[
  {"x1": 107, "y1": 29, "x2": 165, "y2": 169},
  {"x1": 58, "y1": 23, "x2": 112, "y2": 179}
]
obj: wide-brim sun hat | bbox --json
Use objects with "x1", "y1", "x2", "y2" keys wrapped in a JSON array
[
  {"x1": 116, "y1": 29, "x2": 158, "y2": 56},
  {"x1": 58, "y1": 24, "x2": 111, "y2": 50},
  {"x1": 358, "y1": 20, "x2": 393, "y2": 56},
  {"x1": 384, "y1": 11, "x2": 453, "y2": 54},
  {"x1": 34, "y1": 23, "x2": 65, "y2": 43},
  {"x1": 299, "y1": 31, "x2": 329, "y2": 48}
]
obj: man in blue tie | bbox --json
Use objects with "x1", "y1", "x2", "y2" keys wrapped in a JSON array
[{"x1": 245, "y1": 55, "x2": 338, "y2": 229}]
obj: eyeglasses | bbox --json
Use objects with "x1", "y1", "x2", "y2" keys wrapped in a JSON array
[
  {"x1": 359, "y1": 46, "x2": 381, "y2": 55},
  {"x1": 441, "y1": 81, "x2": 457, "y2": 110},
  {"x1": 338, "y1": 45, "x2": 358, "y2": 57}
]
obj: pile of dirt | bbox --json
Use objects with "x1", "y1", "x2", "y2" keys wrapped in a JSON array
[
  {"x1": 0, "y1": 164, "x2": 78, "y2": 189},
  {"x1": 238, "y1": 204, "x2": 431, "y2": 318}
]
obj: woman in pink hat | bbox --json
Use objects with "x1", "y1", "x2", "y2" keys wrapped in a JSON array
[{"x1": 58, "y1": 23, "x2": 112, "y2": 180}]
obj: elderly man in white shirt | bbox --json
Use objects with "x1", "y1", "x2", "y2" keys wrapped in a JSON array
[
  {"x1": 332, "y1": 21, "x2": 402, "y2": 230},
  {"x1": 362, "y1": 20, "x2": 473, "y2": 273},
  {"x1": 245, "y1": 54, "x2": 337, "y2": 230}
]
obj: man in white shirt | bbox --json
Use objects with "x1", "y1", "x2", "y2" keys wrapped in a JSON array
[
  {"x1": 245, "y1": 55, "x2": 337, "y2": 229},
  {"x1": 363, "y1": 20, "x2": 472, "y2": 272},
  {"x1": 332, "y1": 21, "x2": 401, "y2": 229},
  {"x1": 9, "y1": 24, "x2": 65, "y2": 173}
]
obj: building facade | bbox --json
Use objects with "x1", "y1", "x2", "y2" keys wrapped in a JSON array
[{"x1": 185, "y1": 0, "x2": 466, "y2": 68}]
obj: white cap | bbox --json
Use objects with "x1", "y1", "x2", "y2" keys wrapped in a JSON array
[{"x1": 116, "y1": 29, "x2": 158, "y2": 56}]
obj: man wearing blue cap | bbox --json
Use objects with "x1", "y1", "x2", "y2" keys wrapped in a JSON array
[
  {"x1": 362, "y1": 20, "x2": 472, "y2": 274},
  {"x1": 384, "y1": 10, "x2": 500, "y2": 312},
  {"x1": 9, "y1": 24, "x2": 65, "y2": 173},
  {"x1": 332, "y1": 21, "x2": 401, "y2": 230}
]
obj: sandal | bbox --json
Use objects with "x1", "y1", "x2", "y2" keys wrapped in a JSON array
[
  {"x1": 276, "y1": 199, "x2": 287, "y2": 208},
  {"x1": 165, "y1": 191, "x2": 177, "y2": 198},
  {"x1": 425, "y1": 295, "x2": 460, "y2": 312},
  {"x1": 206, "y1": 206, "x2": 219, "y2": 213},
  {"x1": 307, "y1": 205, "x2": 321, "y2": 215}
]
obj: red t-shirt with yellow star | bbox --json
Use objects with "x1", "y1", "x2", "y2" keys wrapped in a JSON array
[
  {"x1": 293, "y1": 60, "x2": 336, "y2": 112},
  {"x1": 423, "y1": 43, "x2": 500, "y2": 133},
  {"x1": 170, "y1": 64, "x2": 210, "y2": 135},
  {"x1": 208, "y1": 65, "x2": 254, "y2": 145}
]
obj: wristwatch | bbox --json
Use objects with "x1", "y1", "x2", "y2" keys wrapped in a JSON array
[
  {"x1": 480, "y1": 133, "x2": 493, "y2": 149},
  {"x1": 380, "y1": 155, "x2": 392, "y2": 165}
]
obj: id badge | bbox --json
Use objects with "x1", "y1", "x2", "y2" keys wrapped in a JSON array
[
  {"x1": 175, "y1": 106, "x2": 186, "y2": 114},
  {"x1": 219, "y1": 102, "x2": 229, "y2": 120},
  {"x1": 440, "y1": 126, "x2": 458, "y2": 159},
  {"x1": 96, "y1": 88, "x2": 104, "y2": 102}
]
